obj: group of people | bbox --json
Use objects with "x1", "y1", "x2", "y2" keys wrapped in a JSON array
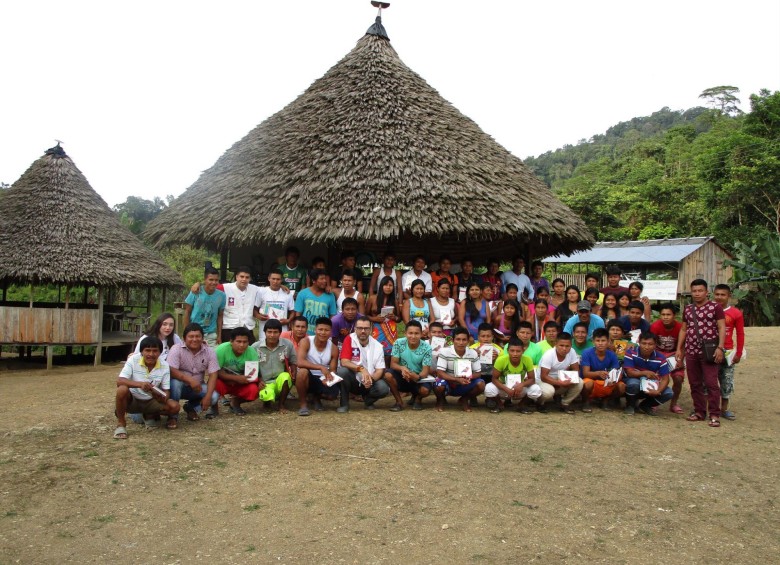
[{"x1": 112, "y1": 249, "x2": 745, "y2": 438}]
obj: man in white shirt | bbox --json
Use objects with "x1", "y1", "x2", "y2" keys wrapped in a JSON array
[
  {"x1": 500, "y1": 256, "x2": 535, "y2": 301},
  {"x1": 336, "y1": 317, "x2": 389, "y2": 412},
  {"x1": 114, "y1": 336, "x2": 179, "y2": 439},
  {"x1": 538, "y1": 332, "x2": 582, "y2": 414},
  {"x1": 254, "y1": 268, "x2": 296, "y2": 341},
  {"x1": 434, "y1": 327, "x2": 484, "y2": 412},
  {"x1": 221, "y1": 266, "x2": 263, "y2": 343},
  {"x1": 401, "y1": 255, "x2": 433, "y2": 300}
]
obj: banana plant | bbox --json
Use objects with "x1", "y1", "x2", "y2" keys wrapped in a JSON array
[{"x1": 725, "y1": 236, "x2": 780, "y2": 325}]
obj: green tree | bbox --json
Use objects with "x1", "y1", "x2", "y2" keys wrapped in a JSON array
[
  {"x1": 726, "y1": 236, "x2": 780, "y2": 325},
  {"x1": 699, "y1": 85, "x2": 743, "y2": 116},
  {"x1": 113, "y1": 195, "x2": 172, "y2": 235}
]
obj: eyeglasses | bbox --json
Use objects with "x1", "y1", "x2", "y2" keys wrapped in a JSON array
[{"x1": 356, "y1": 326, "x2": 371, "y2": 331}]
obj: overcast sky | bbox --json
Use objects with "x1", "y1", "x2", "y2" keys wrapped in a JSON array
[{"x1": 1, "y1": 0, "x2": 778, "y2": 207}]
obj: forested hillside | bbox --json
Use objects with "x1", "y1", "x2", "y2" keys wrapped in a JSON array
[{"x1": 524, "y1": 88, "x2": 780, "y2": 249}]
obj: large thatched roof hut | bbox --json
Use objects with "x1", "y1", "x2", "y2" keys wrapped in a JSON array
[
  {"x1": 0, "y1": 145, "x2": 181, "y2": 288},
  {"x1": 0, "y1": 145, "x2": 182, "y2": 367},
  {"x1": 145, "y1": 13, "x2": 593, "y2": 265}
]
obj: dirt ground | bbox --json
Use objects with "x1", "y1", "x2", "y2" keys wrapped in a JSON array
[{"x1": 1, "y1": 327, "x2": 779, "y2": 564}]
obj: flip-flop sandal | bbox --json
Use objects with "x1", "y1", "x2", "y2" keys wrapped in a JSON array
[
  {"x1": 166, "y1": 418, "x2": 178, "y2": 430},
  {"x1": 185, "y1": 410, "x2": 200, "y2": 421},
  {"x1": 686, "y1": 413, "x2": 705, "y2": 422},
  {"x1": 230, "y1": 406, "x2": 247, "y2": 416},
  {"x1": 708, "y1": 419, "x2": 721, "y2": 428},
  {"x1": 113, "y1": 426, "x2": 128, "y2": 439},
  {"x1": 670, "y1": 404, "x2": 684, "y2": 414}
]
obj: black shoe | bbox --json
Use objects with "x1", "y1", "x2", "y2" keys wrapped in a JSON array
[
  {"x1": 486, "y1": 398, "x2": 499, "y2": 413},
  {"x1": 638, "y1": 402, "x2": 657, "y2": 416},
  {"x1": 536, "y1": 402, "x2": 548, "y2": 413}
]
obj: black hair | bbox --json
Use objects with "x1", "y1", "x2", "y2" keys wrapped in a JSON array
[
  {"x1": 264, "y1": 319, "x2": 283, "y2": 332},
  {"x1": 452, "y1": 327, "x2": 470, "y2": 339},
  {"x1": 376, "y1": 275, "x2": 396, "y2": 310},
  {"x1": 310, "y1": 268, "x2": 328, "y2": 281},
  {"x1": 315, "y1": 317, "x2": 333, "y2": 328},
  {"x1": 714, "y1": 283, "x2": 731, "y2": 293},
  {"x1": 145, "y1": 312, "x2": 176, "y2": 350},
  {"x1": 628, "y1": 300, "x2": 645, "y2": 312},
  {"x1": 557, "y1": 332, "x2": 573, "y2": 342},
  {"x1": 638, "y1": 331, "x2": 658, "y2": 343},
  {"x1": 341, "y1": 297, "x2": 359, "y2": 309},
  {"x1": 233, "y1": 265, "x2": 252, "y2": 277},
  {"x1": 182, "y1": 323, "x2": 204, "y2": 339},
  {"x1": 204, "y1": 267, "x2": 219, "y2": 278},
  {"x1": 690, "y1": 278, "x2": 708, "y2": 289},
  {"x1": 477, "y1": 322, "x2": 493, "y2": 334},
  {"x1": 406, "y1": 320, "x2": 423, "y2": 331},
  {"x1": 542, "y1": 321, "x2": 559, "y2": 331},
  {"x1": 592, "y1": 328, "x2": 609, "y2": 340},
  {"x1": 507, "y1": 337, "x2": 524, "y2": 350},
  {"x1": 230, "y1": 327, "x2": 254, "y2": 341},
  {"x1": 139, "y1": 335, "x2": 163, "y2": 352}
]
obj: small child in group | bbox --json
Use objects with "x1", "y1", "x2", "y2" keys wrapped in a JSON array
[{"x1": 469, "y1": 323, "x2": 503, "y2": 407}]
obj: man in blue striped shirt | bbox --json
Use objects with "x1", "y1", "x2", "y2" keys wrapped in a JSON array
[{"x1": 622, "y1": 332, "x2": 673, "y2": 416}]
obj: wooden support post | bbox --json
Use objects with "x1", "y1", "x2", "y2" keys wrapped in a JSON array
[
  {"x1": 95, "y1": 288, "x2": 104, "y2": 366},
  {"x1": 162, "y1": 287, "x2": 167, "y2": 312},
  {"x1": 46, "y1": 346, "x2": 53, "y2": 370},
  {"x1": 65, "y1": 285, "x2": 70, "y2": 309},
  {"x1": 29, "y1": 284, "x2": 34, "y2": 308},
  {"x1": 146, "y1": 287, "x2": 153, "y2": 314},
  {"x1": 83, "y1": 285, "x2": 89, "y2": 304},
  {"x1": 220, "y1": 248, "x2": 229, "y2": 282}
]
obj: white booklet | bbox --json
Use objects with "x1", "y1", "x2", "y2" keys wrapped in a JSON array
[
  {"x1": 560, "y1": 370, "x2": 581, "y2": 384},
  {"x1": 455, "y1": 359, "x2": 473, "y2": 380},
  {"x1": 604, "y1": 368, "x2": 621, "y2": 386},
  {"x1": 506, "y1": 373, "x2": 524, "y2": 388},
  {"x1": 488, "y1": 300, "x2": 499, "y2": 312},
  {"x1": 320, "y1": 372, "x2": 343, "y2": 385},
  {"x1": 263, "y1": 304, "x2": 286, "y2": 320},
  {"x1": 725, "y1": 347, "x2": 747, "y2": 366},
  {"x1": 479, "y1": 345, "x2": 495, "y2": 365},
  {"x1": 430, "y1": 336, "x2": 446, "y2": 355},
  {"x1": 244, "y1": 361, "x2": 259, "y2": 382},
  {"x1": 151, "y1": 385, "x2": 167, "y2": 397},
  {"x1": 418, "y1": 376, "x2": 436, "y2": 383},
  {"x1": 640, "y1": 377, "x2": 659, "y2": 392},
  {"x1": 629, "y1": 329, "x2": 642, "y2": 344},
  {"x1": 666, "y1": 356, "x2": 677, "y2": 371},
  {"x1": 380, "y1": 306, "x2": 395, "y2": 318},
  {"x1": 458, "y1": 288, "x2": 467, "y2": 302}
]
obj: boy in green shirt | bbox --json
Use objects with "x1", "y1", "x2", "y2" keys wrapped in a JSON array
[
  {"x1": 485, "y1": 337, "x2": 539, "y2": 413},
  {"x1": 214, "y1": 328, "x2": 260, "y2": 415}
]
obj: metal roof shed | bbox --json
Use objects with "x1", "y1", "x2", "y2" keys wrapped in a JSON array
[{"x1": 544, "y1": 237, "x2": 734, "y2": 295}]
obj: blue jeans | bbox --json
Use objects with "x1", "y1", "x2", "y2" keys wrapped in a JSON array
[
  {"x1": 170, "y1": 379, "x2": 219, "y2": 413},
  {"x1": 639, "y1": 386, "x2": 674, "y2": 407}
]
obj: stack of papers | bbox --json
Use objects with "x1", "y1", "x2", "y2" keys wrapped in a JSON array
[
  {"x1": 640, "y1": 377, "x2": 659, "y2": 392},
  {"x1": 560, "y1": 370, "x2": 581, "y2": 384},
  {"x1": 320, "y1": 372, "x2": 343, "y2": 384},
  {"x1": 604, "y1": 368, "x2": 621, "y2": 386}
]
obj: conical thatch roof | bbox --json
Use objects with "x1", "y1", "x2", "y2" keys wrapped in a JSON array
[
  {"x1": 0, "y1": 145, "x2": 183, "y2": 288},
  {"x1": 145, "y1": 17, "x2": 593, "y2": 260}
]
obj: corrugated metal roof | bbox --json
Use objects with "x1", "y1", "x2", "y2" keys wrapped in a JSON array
[{"x1": 545, "y1": 237, "x2": 717, "y2": 264}]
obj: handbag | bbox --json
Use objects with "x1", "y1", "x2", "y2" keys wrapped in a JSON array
[{"x1": 689, "y1": 304, "x2": 719, "y2": 363}]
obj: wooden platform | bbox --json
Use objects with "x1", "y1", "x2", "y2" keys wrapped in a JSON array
[{"x1": 100, "y1": 331, "x2": 141, "y2": 347}]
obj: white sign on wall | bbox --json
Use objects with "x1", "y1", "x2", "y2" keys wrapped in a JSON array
[{"x1": 619, "y1": 280, "x2": 678, "y2": 300}]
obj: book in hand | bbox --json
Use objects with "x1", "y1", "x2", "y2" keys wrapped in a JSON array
[
  {"x1": 506, "y1": 373, "x2": 524, "y2": 388},
  {"x1": 430, "y1": 336, "x2": 446, "y2": 355},
  {"x1": 629, "y1": 329, "x2": 642, "y2": 344},
  {"x1": 244, "y1": 361, "x2": 259, "y2": 382},
  {"x1": 441, "y1": 311, "x2": 453, "y2": 326},
  {"x1": 493, "y1": 328, "x2": 505, "y2": 337},
  {"x1": 666, "y1": 356, "x2": 677, "y2": 371},
  {"x1": 559, "y1": 370, "x2": 581, "y2": 384},
  {"x1": 478, "y1": 345, "x2": 495, "y2": 365},
  {"x1": 151, "y1": 385, "x2": 167, "y2": 397},
  {"x1": 263, "y1": 304, "x2": 286, "y2": 320},
  {"x1": 725, "y1": 347, "x2": 746, "y2": 366},
  {"x1": 380, "y1": 306, "x2": 395, "y2": 318},
  {"x1": 418, "y1": 376, "x2": 436, "y2": 383},
  {"x1": 488, "y1": 300, "x2": 499, "y2": 312},
  {"x1": 458, "y1": 288, "x2": 467, "y2": 302},
  {"x1": 320, "y1": 372, "x2": 343, "y2": 385},
  {"x1": 640, "y1": 377, "x2": 659, "y2": 392},
  {"x1": 455, "y1": 359, "x2": 473, "y2": 380},
  {"x1": 604, "y1": 368, "x2": 621, "y2": 386}
]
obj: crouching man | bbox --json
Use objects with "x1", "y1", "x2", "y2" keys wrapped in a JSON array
[
  {"x1": 214, "y1": 327, "x2": 260, "y2": 416},
  {"x1": 114, "y1": 336, "x2": 179, "y2": 439},
  {"x1": 251, "y1": 319, "x2": 297, "y2": 413},
  {"x1": 434, "y1": 327, "x2": 485, "y2": 412},
  {"x1": 485, "y1": 337, "x2": 539, "y2": 414},
  {"x1": 538, "y1": 332, "x2": 582, "y2": 414},
  {"x1": 384, "y1": 320, "x2": 433, "y2": 411},
  {"x1": 166, "y1": 323, "x2": 221, "y2": 424},
  {"x1": 337, "y1": 317, "x2": 390, "y2": 412},
  {"x1": 622, "y1": 332, "x2": 673, "y2": 416}
]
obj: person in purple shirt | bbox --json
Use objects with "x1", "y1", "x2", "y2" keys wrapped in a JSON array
[
  {"x1": 622, "y1": 332, "x2": 673, "y2": 416},
  {"x1": 616, "y1": 301, "x2": 652, "y2": 336},
  {"x1": 530, "y1": 261, "x2": 549, "y2": 296},
  {"x1": 331, "y1": 297, "x2": 363, "y2": 349},
  {"x1": 165, "y1": 322, "x2": 221, "y2": 421}
]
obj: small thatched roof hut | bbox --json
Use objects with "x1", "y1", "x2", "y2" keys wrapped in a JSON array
[
  {"x1": 0, "y1": 144, "x2": 181, "y2": 288},
  {"x1": 145, "y1": 14, "x2": 593, "y2": 261}
]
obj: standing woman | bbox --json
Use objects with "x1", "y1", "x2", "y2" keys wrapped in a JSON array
[
  {"x1": 402, "y1": 279, "x2": 434, "y2": 338},
  {"x1": 431, "y1": 278, "x2": 457, "y2": 336},
  {"x1": 366, "y1": 275, "x2": 399, "y2": 361},
  {"x1": 549, "y1": 278, "x2": 566, "y2": 308},
  {"x1": 601, "y1": 294, "x2": 621, "y2": 321},
  {"x1": 529, "y1": 298, "x2": 554, "y2": 343},
  {"x1": 493, "y1": 299, "x2": 521, "y2": 345},
  {"x1": 369, "y1": 250, "x2": 402, "y2": 297},
  {"x1": 555, "y1": 285, "x2": 580, "y2": 328},
  {"x1": 584, "y1": 287, "x2": 602, "y2": 318},
  {"x1": 617, "y1": 291, "x2": 631, "y2": 317},
  {"x1": 482, "y1": 258, "x2": 503, "y2": 303},
  {"x1": 458, "y1": 281, "x2": 491, "y2": 341},
  {"x1": 134, "y1": 312, "x2": 182, "y2": 361},
  {"x1": 628, "y1": 281, "x2": 653, "y2": 319}
]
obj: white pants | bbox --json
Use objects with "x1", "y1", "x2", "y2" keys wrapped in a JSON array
[{"x1": 485, "y1": 382, "x2": 542, "y2": 400}]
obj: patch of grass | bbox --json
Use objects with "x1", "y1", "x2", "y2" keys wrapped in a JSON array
[
  {"x1": 243, "y1": 503, "x2": 262, "y2": 512},
  {"x1": 303, "y1": 499, "x2": 315, "y2": 508},
  {"x1": 530, "y1": 453, "x2": 544, "y2": 463},
  {"x1": 177, "y1": 474, "x2": 188, "y2": 481},
  {"x1": 94, "y1": 515, "x2": 115, "y2": 524},
  {"x1": 245, "y1": 545, "x2": 256, "y2": 552},
  {"x1": 5, "y1": 510, "x2": 18, "y2": 518},
  {"x1": 213, "y1": 461, "x2": 227, "y2": 469},
  {"x1": 356, "y1": 513, "x2": 368, "y2": 520},
  {"x1": 57, "y1": 531, "x2": 75, "y2": 538},
  {"x1": 84, "y1": 450, "x2": 98, "y2": 458}
]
